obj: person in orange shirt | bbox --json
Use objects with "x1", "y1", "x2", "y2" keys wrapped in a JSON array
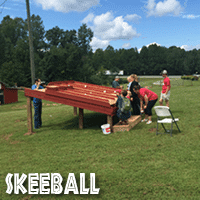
[
  {"x1": 133, "y1": 85, "x2": 158, "y2": 124},
  {"x1": 159, "y1": 70, "x2": 171, "y2": 107}
]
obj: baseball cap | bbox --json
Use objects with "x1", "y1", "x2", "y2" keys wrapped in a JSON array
[
  {"x1": 115, "y1": 76, "x2": 120, "y2": 79},
  {"x1": 162, "y1": 70, "x2": 167, "y2": 74}
]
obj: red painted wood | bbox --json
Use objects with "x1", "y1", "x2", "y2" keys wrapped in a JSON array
[
  {"x1": 25, "y1": 81, "x2": 118, "y2": 116},
  {"x1": 0, "y1": 82, "x2": 18, "y2": 104},
  {"x1": 24, "y1": 89, "x2": 118, "y2": 116}
]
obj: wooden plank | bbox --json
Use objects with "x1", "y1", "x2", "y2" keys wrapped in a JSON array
[
  {"x1": 113, "y1": 115, "x2": 141, "y2": 133},
  {"x1": 107, "y1": 115, "x2": 113, "y2": 132},
  {"x1": 24, "y1": 97, "x2": 35, "y2": 135},
  {"x1": 79, "y1": 108, "x2": 84, "y2": 129},
  {"x1": 74, "y1": 107, "x2": 77, "y2": 116},
  {"x1": 24, "y1": 88, "x2": 117, "y2": 116}
]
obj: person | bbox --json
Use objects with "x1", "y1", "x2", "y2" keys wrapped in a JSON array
[
  {"x1": 38, "y1": 79, "x2": 47, "y2": 87},
  {"x1": 133, "y1": 85, "x2": 158, "y2": 124},
  {"x1": 112, "y1": 76, "x2": 123, "y2": 89},
  {"x1": 116, "y1": 90, "x2": 131, "y2": 125},
  {"x1": 14, "y1": 83, "x2": 17, "y2": 88},
  {"x1": 129, "y1": 74, "x2": 140, "y2": 115},
  {"x1": 32, "y1": 78, "x2": 44, "y2": 129},
  {"x1": 127, "y1": 76, "x2": 132, "y2": 91},
  {"x1": 159, "y1": 70, "x2": 171, "y2": 107}
]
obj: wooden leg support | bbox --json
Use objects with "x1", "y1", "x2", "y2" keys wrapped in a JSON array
[
  {"x1": 24, "y1": 97, "x2": 35, "y2": 135},
  {"x1": 107, "y1": 115, "x2": 113, "y2": 132},
  {"x1": 79, "y1": 108, "x2": 84, "y2": 129},
  {"x1": 74, "y1": 107, "x2": 77, "y2": 116}
]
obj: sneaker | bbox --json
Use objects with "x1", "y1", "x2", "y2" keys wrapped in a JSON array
[
  {"x1": 146, "y1": 120, "x2": 152, "y2": 124},
  {"x1": 141, "y1": 119, "x2": 148, "y2": 122}
]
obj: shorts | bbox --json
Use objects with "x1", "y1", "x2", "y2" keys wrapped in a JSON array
[{"x1": 160, "y1": 91, "x2": 170, "y2": 101}]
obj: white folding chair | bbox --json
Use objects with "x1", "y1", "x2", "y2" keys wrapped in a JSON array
[{"x1": 154, "y1": 106, "x2": 181, "y2": 137}]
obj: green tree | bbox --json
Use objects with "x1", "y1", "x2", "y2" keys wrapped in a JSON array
[
  {"x1": 45, "y1": 26, "x2": 64, "y2": 47},
  {"x1": 60, "y1": 30, "x2": 78, "y2": 48},
  {"x1": 78, "y1": 24, "x2": 93, "y2": 55},
  {"x1": 0, "y1": 31, "x2": 6, "y2": 66},
  {"x1": 40, "y1": 44, "x2": 82, "y2": 82},
  {"x1": 90, "y1": 48, "x2": 105, "y2": 71},
  {"x1": 25, "y1": 14, "x2": 46, "y2": 51},
  {"x1": 139, "y1": 46, "x2": 149, "y2": 74},
  {"x1": 167, "y1": 46, "x2": 185, "y2": 74},
  {"x1": 0, "y1": 15, "x2": 26, "y2": 46}
]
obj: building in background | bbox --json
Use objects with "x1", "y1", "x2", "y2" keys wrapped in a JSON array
[{"x1": 0, "y1": 81, "x2": 18, "y2": 104}]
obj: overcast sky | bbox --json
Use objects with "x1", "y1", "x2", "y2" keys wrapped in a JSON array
[{"x1": 0, "y1": 0, "x2": 200, "y2": 52}]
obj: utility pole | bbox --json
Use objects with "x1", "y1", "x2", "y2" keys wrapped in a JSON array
[{"x1": 26, "y1": 0, "x2": 35, "y2": 86}]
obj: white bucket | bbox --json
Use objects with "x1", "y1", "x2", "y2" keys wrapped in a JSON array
[{"x1": 101, "y1": 124, "x2": 111, "y2": 134}]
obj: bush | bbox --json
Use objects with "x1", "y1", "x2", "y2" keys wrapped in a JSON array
[
  {"x1": 181, "y1": 75, "x2": 198, "y2": 81},
  {"x1": 119, "y1": 77, "x2": 128, "y2": 84},
  {"x1": 89, "y1": 75, "x2": 113, "y2": 86}
]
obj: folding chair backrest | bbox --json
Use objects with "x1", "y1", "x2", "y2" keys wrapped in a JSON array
[{"x1": 154, "y1": 106, "x2": 171, "y2": 117}]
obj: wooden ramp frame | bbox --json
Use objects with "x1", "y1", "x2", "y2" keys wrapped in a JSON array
[
  {"x1": 113, "y1": 115, "x2": 141, "y2": 133},
  {"x1": 24, "y1": 80, "x2": 119, "y2": 135}
]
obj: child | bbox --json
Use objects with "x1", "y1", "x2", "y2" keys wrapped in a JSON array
[{"x1": 116, "y1": 90, "x2": 131, "y2": 125}]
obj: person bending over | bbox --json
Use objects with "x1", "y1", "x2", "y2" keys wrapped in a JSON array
[{"x1": 133, "y1": 85, "x2": 158, "y2": 124}]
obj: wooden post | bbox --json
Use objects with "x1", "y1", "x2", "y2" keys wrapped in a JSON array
[
  {"x1": 107, "y1": 115, "x2": 113, "y2": 132},
  {"x1": 25, "y1": 97, "x2": 34, "y2": 135},
  {"x1": 74, "y1": 107, "x2": 77, "y2": 116},
  {"x1": 79, "y1": 108, "x2": 84, "y2": 129}
]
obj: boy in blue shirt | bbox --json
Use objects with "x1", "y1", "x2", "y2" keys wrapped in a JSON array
[{"x1": 31, "y1": 78, "x2": 44, "y2": 129}]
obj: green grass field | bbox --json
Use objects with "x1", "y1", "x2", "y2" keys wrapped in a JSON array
[{"x1": 1, "y1": 78, "x2": 200, "y2": 200}]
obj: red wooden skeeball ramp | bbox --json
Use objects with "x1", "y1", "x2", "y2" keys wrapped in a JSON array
[{"x1": 24, "y1": 80, "x2": 119, "y2": 134}]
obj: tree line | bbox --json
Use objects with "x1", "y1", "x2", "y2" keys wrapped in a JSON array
[{"x1": 0, "y1": 15, "x2": 200, "y2": 87}]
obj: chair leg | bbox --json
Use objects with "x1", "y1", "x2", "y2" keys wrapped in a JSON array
[
  {"x1": 161, "y1": 123, "x2": 167, "y2": 133},
  {"x1": 156, "y1": 122, "x2": 158, "y2": 135},
  {"x1": 174, "y1": 121, "x2": 181, "y2": 132},
  {"x1": 170, "y1": 122, "x2": 173, "y2": 137}
]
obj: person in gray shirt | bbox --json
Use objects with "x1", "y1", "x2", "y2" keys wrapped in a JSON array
[{"x1": 112, "y1": 76, "x2": 123, "y2": 89}]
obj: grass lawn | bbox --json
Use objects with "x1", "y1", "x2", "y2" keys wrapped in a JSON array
[{"x1": 1, "y1": 78, "x2": 200, "y2": 199}]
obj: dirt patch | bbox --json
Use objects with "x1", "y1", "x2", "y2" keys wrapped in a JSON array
[
  {"x1": 12, "y1": 105, "x2": 28, "y2": 109},
  {"x1": 149, "y1": 128, "x2": 157, "y2": 132},
  {"x1": 15, "y1": 119, "x2": 26, "y2": 123},
  {"x1": 145, "y1": 86, "x2": 152, "y2": 89},
  {"x1": 10, "y1": 141, "x2": 20, "y2": 144},
  {"x1": 2, "y1": 134, "x2": 13, "y2": 140},
  {"x1": 24, "y1": 132, "x2": 36, "y2": 136},
  {"x1": 22, "y1": 195, "x2": 32, "y2": 200}
]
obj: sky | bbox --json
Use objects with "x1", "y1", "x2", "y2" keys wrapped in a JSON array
[{"x1": 0, "y1": 0, "x2": 200, "y2": 52}]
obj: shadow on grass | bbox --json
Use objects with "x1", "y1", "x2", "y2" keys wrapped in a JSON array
[
  {"x1": 170, "y1": 110, "x2": 183, "y2": 115},
  {"x1": 42, "y1": 112, "x2": 119, "y2": 131},
  {"x1": 154, "y1": 129, "x2": 182, "y2": 136}
]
